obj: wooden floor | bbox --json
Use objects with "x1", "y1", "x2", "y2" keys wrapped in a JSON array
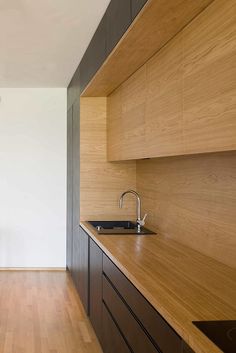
[{"x1": 0, "y1": 271, "x2": 103, "y2": 353}]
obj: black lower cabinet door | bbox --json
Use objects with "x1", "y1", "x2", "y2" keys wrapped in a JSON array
[
  {"x1": 102, "y1": 303, "x2": 131, "y2": 353},
  {"x1": 103, "y1": 276, "x2": 158, "y2": 353},
  {"x1": 71, "y1": 226, "x2": 80, "y2": 289},
  {"x1": 89, "y1": 239, "x2": 103, "y2": 342},
  {"x1": 131, "y1": 0, "x2": 148, "y2": 19},
  {"x1": 71, "y1": 227, "x2": 89, "y2": 314},
  {"x1": 77, "y1": 227, "x2": 89, "y2": 313}
]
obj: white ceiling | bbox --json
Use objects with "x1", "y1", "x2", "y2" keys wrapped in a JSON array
[{"x1": 0, "y1": 0, "x2": 110, "y2": 87}]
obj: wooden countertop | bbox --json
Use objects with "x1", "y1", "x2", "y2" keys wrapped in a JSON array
[{"x1": 80, "y1": 221, "x2": 236, "y2": 353}]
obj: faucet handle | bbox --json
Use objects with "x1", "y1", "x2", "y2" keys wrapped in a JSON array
[{"x1": 138, "y1": 213, "x2": 147, "y2": 227}]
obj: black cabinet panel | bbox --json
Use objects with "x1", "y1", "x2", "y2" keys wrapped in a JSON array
[
  {"x1": 103, "y1": 254, "x2": 182, "y2": 353},
  {"x1": 103, "y1": 275, "x2": 158, "y2": 353},
  {"x1": 71, "y1": 227, "x2": 89, "y2": 314},
  {"x1": 131, "y1": 0, "x2": 148, "y2": 20},
  {"x1": 67, "y1": 66, "x2": 81, "y2": 110},
  {"x1": 80, "y1": 15, "x2": 107, "y2": 92},
  {"x1": 89, "y1": 239, "x2": 103, "y2": 342},
  {"x1": 102, "y1": 303, "x2": 131, "y2": 353},
  {"x1": 71, "y1": 226, "x2": 80, "y2": 289},
  {"x1": 106, "y1": 0, "x2": 132, "y2": 55},
  {"x1": 77, "y1": 227, "x2": 89, "y2": 313},
  {"x1": 66, "y1": 107, "x2": 73, "y2": 271},
  {"x1": 72, "y1": 99, "x2": 80, "y2": 229}
]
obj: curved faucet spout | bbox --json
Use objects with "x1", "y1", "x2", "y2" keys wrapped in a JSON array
[{"x1": 119, "y1": 190, "x2": 146, "y2": 233}]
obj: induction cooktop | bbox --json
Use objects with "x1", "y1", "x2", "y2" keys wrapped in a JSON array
[{"x1": 193, "y1": 320, "x2": 236, "y2": 353}]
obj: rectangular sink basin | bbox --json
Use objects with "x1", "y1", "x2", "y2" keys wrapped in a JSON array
[{"x1": 88, "y1": 220, "x2": 156, "y2": 235}]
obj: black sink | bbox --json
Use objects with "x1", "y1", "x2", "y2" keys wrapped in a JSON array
[{"x1": 88, "y1": 220, "x2": 156, "y2": 235}]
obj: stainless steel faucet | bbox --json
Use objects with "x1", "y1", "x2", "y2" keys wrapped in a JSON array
[{"x1": 119, "y1": 190, "x2": 147, "y2": 233}]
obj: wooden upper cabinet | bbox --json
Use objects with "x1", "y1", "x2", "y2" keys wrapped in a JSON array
[
  {"x1": 106, "y1": 0, "x2": 132, "y2": 55},
  {"x1": 131, "y1": 0, "x2": 148, "y2": 19},
  {"x1": 79, "y1": 14, "x2": 107, "y2": 92},
  {"x1": 107, "y1": 0, "x2": 236, "y2": 161}
]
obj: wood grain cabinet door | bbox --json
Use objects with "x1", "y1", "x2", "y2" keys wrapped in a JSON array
[
  {"x1": 80, "y1": 15, "x2": 107, "y2": 92},
  {"x1": 131, "y1": 0, "x2": 148, "y2": 19},
  {"x1": 89, "y1": 239, "x2": 103, "y2": 343},
  {"x1": 106, "y1": 0, "x2": 132, "y2": 55}
]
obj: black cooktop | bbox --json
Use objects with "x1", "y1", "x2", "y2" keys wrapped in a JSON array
[{"x1": 193, "y1": 321, "x2": 236, "y2": 353}]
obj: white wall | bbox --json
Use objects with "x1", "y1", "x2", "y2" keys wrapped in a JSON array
[{"x1": 0, "y1": 88, "x2": 66, "y2": 267}]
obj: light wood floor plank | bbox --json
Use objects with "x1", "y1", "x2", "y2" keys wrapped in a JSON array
[{"x1": 0, "y1": 271, "x2": 103, "y2": 353}]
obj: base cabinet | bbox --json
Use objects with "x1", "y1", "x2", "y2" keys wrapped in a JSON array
[
  {"x1": 182, "y1": 342, "x2": 195, "y2": 353},
  {"x1": 103, "y1": 254, "x2": 182, "y2": 353},
  {"x1": 74, "y1": 228, "x2": 195, "y2": 353},
  {"x1": 102, "y1": 303, "x2": 131, "y2": 353},
  {"x1": 71, "y1": 226, "x2": 89, "y2": 314},
  {"x1": 89, "y1": 238, "x2": 103, "y2": 343}
]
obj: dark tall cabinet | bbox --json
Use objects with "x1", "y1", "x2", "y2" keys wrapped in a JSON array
[
  {"x1": 67, "y1": 0, "x2": 149, "y2": 313},
  {"x1": 72, "y1": 99, "x2": 80, "y2": 229},
  {"x1": 66, "y1": 107, "x2": 73, "y2": 271},
  {"x1": 106, "y1": 0, "x2": 132, "y2": 55},
  {"x1": 131, "y1": 0, "x2": 148, "y2": 19},
  {"x1": 79, "y1": 16, "x2": 107, "y2": 92}
]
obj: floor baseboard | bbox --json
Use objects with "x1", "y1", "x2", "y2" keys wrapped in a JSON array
[{"x1": 0, "y1": 267, "x2": 66, "y2": 271}]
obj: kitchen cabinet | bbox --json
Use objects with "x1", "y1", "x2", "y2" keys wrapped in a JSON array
[
  {"x1": 182, "y1": 342, "x2": 195, "y2": 353},
  {"x1": 72, "y1": 226, "x2": 89, "y2": 313},
  {"x1": 72, "y1": 99, "x2": 80, "y2": 229},
  {"x1": 67, "y1": 66, "x2": 80, "y2": 110},
  {"x1": 80, "y1": 15, "x2": 107, "y2": 92},
  {"x1": 102, "y1": 303, "x2": 131, "y2": 353},
  {"x1": 131, "y1": 0, "x2": 148, "y2": 19},
  {"x1": 103, "y1": 275, "x2": 158, "y2": 353},
  {"x1": 106, "y1": 0, "x2": 132, "y2": 55},
  {"x1": 71, "y1": 226, "x2": 80, "y2": 288},
  {"x1": 66, "y1": 106, "x2": 73, "y2": 271},
  {"x1": 89, "y1": 239, "x2": 103, "y2": 342},
  {"x1": 103, "y1": 254, "x2": 182, "y2": 353},
  {"x1": 79, "y1": 227, "x2": 196, "y2": 353}
]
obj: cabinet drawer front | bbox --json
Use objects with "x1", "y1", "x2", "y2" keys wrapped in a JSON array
[
  {"x1": 103, "y1": 254, "x2": 182, "y2": 353},
  {"x1": 103, "y1": 275, "x2": 159, "y2": 353},
  {"x1": 102, "y1": 303, "x2": 131, "y2": 353}
]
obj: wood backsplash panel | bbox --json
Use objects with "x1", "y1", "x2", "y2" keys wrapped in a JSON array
[
  {"x1": 107, "y1": 0, "x2": 236, "y2": 161},
  {"x1": 136, "y1": 151, "x2": 236, "y2": 268},
  {"x1": 80, "y1": 97, "x2": 136, "y2": 221},
  {"x1": 182, "y1": 0, "x2": 236, "y2": 154}
]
